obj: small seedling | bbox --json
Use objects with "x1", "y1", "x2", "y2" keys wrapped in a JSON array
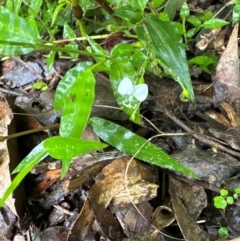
[
  {"x1": 213, "y1": 187, "x2": 240, "y2": 238},
  {"x1": 33, "y1": 81, "x2": 48, "y2": 91},
  {"x1": 218, "y1": 227, "x2": 228, "y2": 238}
]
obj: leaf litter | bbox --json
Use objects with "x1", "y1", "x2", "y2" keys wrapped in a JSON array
[{"x1": 2, "y1": 2, "x2": 240, "y2": 241}]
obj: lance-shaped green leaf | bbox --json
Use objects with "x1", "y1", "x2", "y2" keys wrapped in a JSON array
[
  {"x1": 0, "y1": 142, "x2": 48, "y2": 207},
  {"x1": 60, "y1": 69, "x2": 96, "y2": 138},
  {"x1": 144, "y1": 14, "x2": 194, "y2": 101},
  {"x1": 44, "y1": 136, "x2": 108, "y2": 177},
  {"x1": 0, "y1": 6, "x2": 40, "y2": 55},
  {"x1": 90, "y1": 117, "x2": 197, "y2": 178},
  {"x1": 54, "y1": 62, "x2": 92, "y2": 111}
]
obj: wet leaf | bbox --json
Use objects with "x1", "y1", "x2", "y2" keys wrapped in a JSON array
[
  {"x1": 0, "y1": 142, "x2": 48, "y2": 207},
  {"x1": 114, "y1": 5, "x2": 143, "y2": 24},
  {"x1": 0, "y1": 6, "x2": 40, "y2": 55},
  {"x1": 144, "y1": 14, "x2": 194, "y2": 100},
  {"x1": 60, "y1": 69, "x2": 95, "y2": 138},
  {"x1": 90, "y1": 117, "x2": 197, "y2": 178},
  {"x1": 44, "y1": 136, "x2": 107, "y2": 160},
  {"x1": 202, "y1": 18, "x2": 229, "y2": 29},
  {"x1": 54, "y1": 62, "x2": 92, "y2": 111}
]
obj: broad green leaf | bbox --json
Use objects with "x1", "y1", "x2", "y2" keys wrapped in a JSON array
[
  {"x1": 54, "y1": 62, "x2": 92, "y2": 111},
  {"x1": 0, "y1": 6, "x2": 40, "y2": 55},
  {"x1": 90, "y1": 117, "x2": 197, "y2": 178},
  {"x1": 164, "y1": 0, "x2": 184, "y2": 21},
  {"x1": 0, "y1": 142, "x2": 48, "y2": 207},
  {"x1": 202, "y1": 19, "x2": 229, "y2": 29},
  {"x1": 114, "y1": 6, "x2": 143, "y2": 24},
  {"x1": 144, "y1": 14, "x2": 194, "y2": 100},
  {"x1": 60, "y1": 69, "x2": 95, "y2": 138},
  {"x1": 44, "y1": 136, "x2": 108, "y2": 160}
]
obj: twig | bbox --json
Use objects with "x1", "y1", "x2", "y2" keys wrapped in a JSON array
[{"x1": 154, "y1": 107, "x2": 240, "y2": 158}]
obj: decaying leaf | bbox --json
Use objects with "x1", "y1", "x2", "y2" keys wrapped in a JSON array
[
  {"x1": 212, "y1": 23, "x2": 240, "y2": 114},
  {"x1": 169, "y1": 176, "x2": 209, "y2": 240},
  {"x1": 0, "y1": 97, "x2": 15, "y2": 213}
]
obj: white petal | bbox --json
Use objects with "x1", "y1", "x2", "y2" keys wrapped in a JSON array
[
  {"x1": 132, "y1": 84, "x2": 148, "y2": 101},
  {"x1": 117, "y1": 77, "x2": 133, "y2": 95}
]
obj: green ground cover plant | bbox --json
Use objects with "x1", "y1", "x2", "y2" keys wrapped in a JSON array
[{"x1": 0, "y1": 0, "x2": 240, "y2": 207}]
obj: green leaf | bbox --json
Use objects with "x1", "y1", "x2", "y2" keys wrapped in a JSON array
[
  {"x1": 214, "y1": 196, "x2": 227, "y2": 209},
  {"x1": 152, "y1": 0, "x2": 165, "y2": 8},
  {"x1": 109, "y1": 56, "x2": 142, "y2": 123},
  {"x1": 227, "y1": 196, "x2": 234, "y2": 205},
  {"x1": 135, "y1": 0, "x2": 148, "y2": 12},
  {"x1": 180, "y1": 2, "x2": 190, "y2": 19},
  {"x1": 54, "y1": 62, "x2": 92, "y2": 111},
  {"x1": 158, "y1": 12, "x2": 169, "y2": 22},
  {"x1": 220, "y1": 188, "x2": 228, "y2": 196},
  {"x1": 63, "y1": 22, "x2": 76, "y2": 39},
  {"x1": 164, "y1": 0, "x2": 182, "y2": 21},
  {"x1": 46, "y1": 51, "x2": 56, "y2": 72},
  {"x1": 86, "y1": 36, "x2": 108, "y2": 68},
  {"x1": 90, "y1": 117, "x2": 197, "y2": 178},
  {"x1": 0, "y1": 6, "x2": 40, "y2": 55},
  {"x1": 0, "y1": 142, "x2": 48, "y2": 207},
  {"x1": 234, "y1": 187, "x2": 240, "y2": 194},
  {"x1": 234, "y1": 193, "x2": 238, "y2": 199},
  {"x1": 187, "y1": 15, "x2": 202, "y2": 28},
  {"x1": 44, "y1": 136, "x2": 108, "y2": 160},
  {"x1": 33, "y1": 81, "x2": 48, "y2": 91},
  {"x1": 202, "y1": 19, "x2": 229, "y2": 29},
  {"x1": 44, "y1": 137, "x2": 108, "y2": 178},
  {"x1": 144, "y1": 14, "x2": 194, "y2": 100},
  {"x1": 114, "y1": 5, "x2": 143, "y2": 24},
  {"x1": 28, "y1": 0, "x2": 42, "y2": 15},
  {"x1": 197, "y1": 9, "x2": 214, "y2": 22},
  {"x1": 51, "y1": 3, "x2": 65, "y2": 27},
  {"x1": 218, "y1": 227, "x2": 228, "y2": 238},
  {"x1": 233, "y1": 1, "x2": 240, "y2": 25},
  {"x1": 63, "y1": 23, "x2": 78, "y2": 59},
  {"x1": 60, "y1": 69, "x2": 95, "y2": 138}
]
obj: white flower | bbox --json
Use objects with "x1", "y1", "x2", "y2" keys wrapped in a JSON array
[{"x1": 117, "y1": 77, "x2": 148, "y2": 102}]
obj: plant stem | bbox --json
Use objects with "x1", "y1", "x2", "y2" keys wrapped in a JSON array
[{"x1": 0, "y1": 123, "x2": 60, "y2": 142}]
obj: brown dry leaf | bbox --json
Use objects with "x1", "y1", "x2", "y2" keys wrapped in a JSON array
[
  {"x1": 68, "y1": 199, "x2": 94, "y2": 241},
  {"x1": 0, "y1": 96, "x2": 15, "y2": 213},
  {"x1": 212, "y1": 23, "x2": 240, "y2": 112},
  {"x1": 169, "y1": 175, "x2": 209, "y2": 240},
  {"x1": 68, "y1": 157, "x2": 158, "y2": 241},
  {"x1": 89, "y1": 157, "x2": 158, "y2": 206}
]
